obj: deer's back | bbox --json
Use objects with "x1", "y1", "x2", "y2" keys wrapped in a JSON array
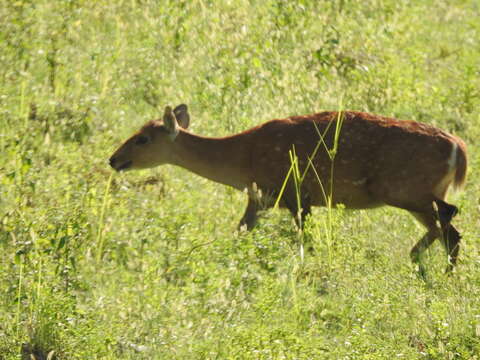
[{"x1": 248, "y1": 111, "x2": 458, "y2": 208}]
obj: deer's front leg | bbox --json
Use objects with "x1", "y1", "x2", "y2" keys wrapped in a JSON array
[
  {"x1": 238, "y1": 196, "x2": 259, "y2": 231},
  {"x1": 238, "y1": 183, "x2": 275, "y2": 231}
]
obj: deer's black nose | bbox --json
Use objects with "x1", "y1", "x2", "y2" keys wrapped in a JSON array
[{"x1": 109, "y1": 157, "x2": 116, "y2": 168}]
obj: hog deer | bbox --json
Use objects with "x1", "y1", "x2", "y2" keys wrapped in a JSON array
[{"x1": 109, "y1": 104, "x2": 467, "y2": 271}]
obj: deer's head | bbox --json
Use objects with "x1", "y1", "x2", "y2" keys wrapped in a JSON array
[{"x1": 109, "y1": 104, "x2": 190, "y2": 171}]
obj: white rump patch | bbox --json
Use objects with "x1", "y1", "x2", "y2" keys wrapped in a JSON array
[
  {"x1": 433, "y1": 142, "x2": 458, "y2": 198},
  {"x1": 447, "y1": 142, "x2": 457, "y2": 171}
]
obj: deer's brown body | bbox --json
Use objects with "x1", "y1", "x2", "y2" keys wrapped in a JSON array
[{"x1": 110, "y1": 105, "x2": 467, "y2": 271}]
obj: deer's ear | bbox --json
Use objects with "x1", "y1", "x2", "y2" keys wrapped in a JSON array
[
  {"x1": 173, "y1": 104, "x2": 190, "y2": 129},
  {"x1": 163, "y1": 106, "x2": 179, "y2": 140}
]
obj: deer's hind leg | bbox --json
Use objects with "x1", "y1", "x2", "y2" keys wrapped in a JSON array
[
  {"x1": 282, "y1": 192, "x2": 312, "y2": 230},
  {"x1": 441, "y1": 223, "x2": 461, "y2": 272},
  {"x1": 410, "y1": 199, "x2": 461, "y2": 272},
  {"x1": 410, "y1": 210, "x2": 441, "y2": 265},
  {"x1": 368, "y1": 176, "x2": 462, "y2": 271},
  {"x1": 434, "y1": 199, "x2": 461, "y2": 271}
]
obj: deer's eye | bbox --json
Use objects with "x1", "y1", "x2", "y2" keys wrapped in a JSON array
[{"x1": 136, "y1": 136, "x2": 149, "y2": 145}]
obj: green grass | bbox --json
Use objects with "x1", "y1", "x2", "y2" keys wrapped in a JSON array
[{"x1": 1, "y1": 0, "x2": 480, "y2": 358}]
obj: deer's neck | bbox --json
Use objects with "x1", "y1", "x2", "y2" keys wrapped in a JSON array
[{"x1": 169, "y1": 130, "x2": 252, "y2": 190}]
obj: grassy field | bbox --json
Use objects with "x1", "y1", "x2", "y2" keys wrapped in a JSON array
[{"x1": 1, "y1": 0, "x2": 479, "y2": 358}]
